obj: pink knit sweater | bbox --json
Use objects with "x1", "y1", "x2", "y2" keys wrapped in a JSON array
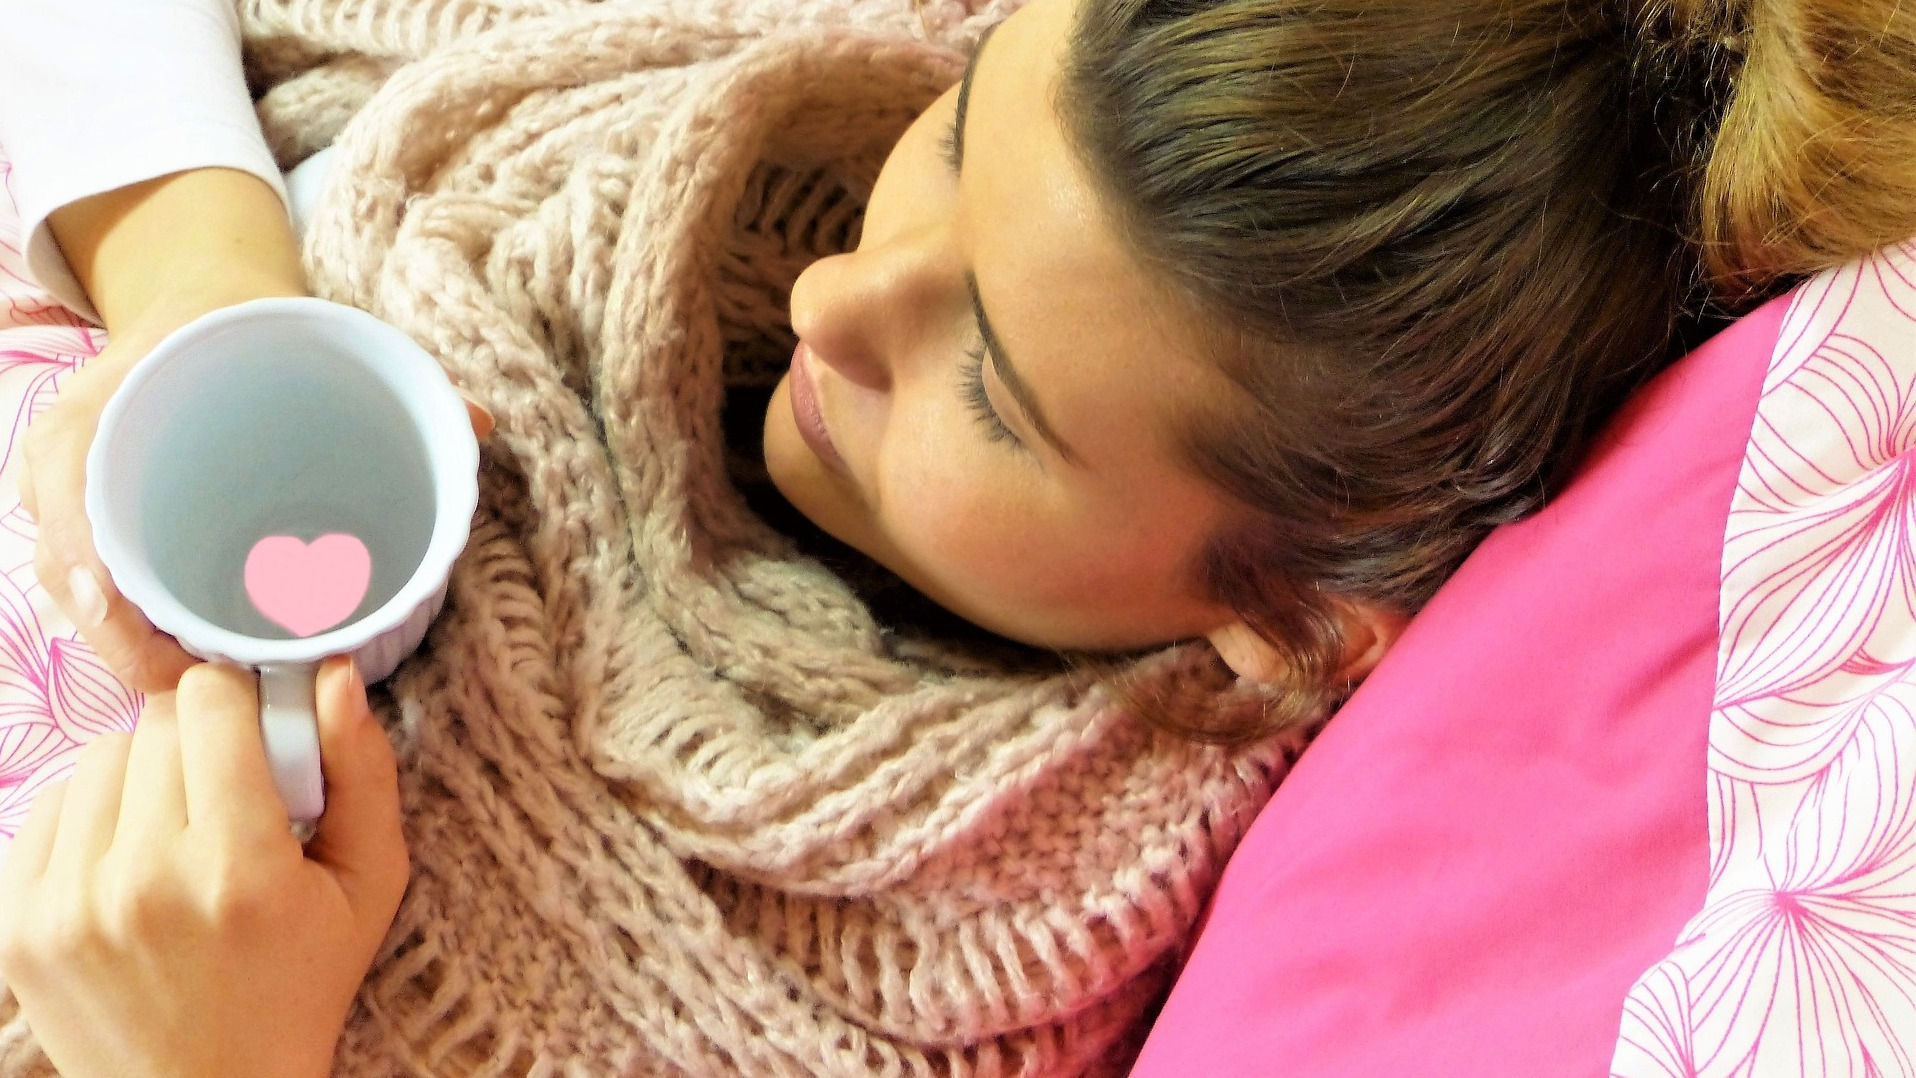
[{"x1": 0, "y1": 2, "x2": 1298, "y2": 1074}]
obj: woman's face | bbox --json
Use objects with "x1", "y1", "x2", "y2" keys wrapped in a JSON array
[{"x1": 763, "y1": 0, "x2": 1243, "y2": 654}]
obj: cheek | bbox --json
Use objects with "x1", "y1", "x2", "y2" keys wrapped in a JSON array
[
  {"x1": 869, "y1": 417, "x2": 1054, "y2": 594},
  {"x1": 866, "y1": 445, "x2": 1196, "y2": 647},
  {"x1": 870, "y1": 422, "x2": 1219, "y2": 615}
]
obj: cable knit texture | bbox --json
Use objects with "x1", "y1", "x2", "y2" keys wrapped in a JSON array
[{"x1": 0, "y1": 1, "x2": 1301, "y2": 1074}]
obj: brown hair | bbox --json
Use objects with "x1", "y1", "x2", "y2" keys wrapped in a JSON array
[
  {"x1": 1637, "y1": 0, "x2": 1916, "y2": 292},
  {"x1": 1053, "y1": 0, "x2": 1916, "y2": 740}
]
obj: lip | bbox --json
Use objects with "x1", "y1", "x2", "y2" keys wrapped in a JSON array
[{"x1": 788, "y1": 341, "x2": 851, "y2": 477}]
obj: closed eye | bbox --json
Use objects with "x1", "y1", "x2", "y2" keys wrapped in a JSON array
[{"x1": 958, "y1": 338, "x2": 1022, "y2": 447}]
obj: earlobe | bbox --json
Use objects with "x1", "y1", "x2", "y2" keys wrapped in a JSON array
[{"x1": 1204, "y1": 600, "x2": 1410, "y2": 687}]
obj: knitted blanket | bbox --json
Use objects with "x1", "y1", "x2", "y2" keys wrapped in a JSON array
[{"x1": 2, "y1": 1, "x2": 1299, "y2": 1074}]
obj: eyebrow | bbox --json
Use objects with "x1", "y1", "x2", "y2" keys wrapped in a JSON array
[
  {"x1": 951, "y1": 23, "x2": 995, "y2": 171},
  {"x1": 955, "y1": 26, "x2": 1086, "y2": 466}
]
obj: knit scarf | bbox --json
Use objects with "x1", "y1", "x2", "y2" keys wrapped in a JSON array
[{"x1": 6, "y1": 1, "x2": 1301, "y2": 1074}]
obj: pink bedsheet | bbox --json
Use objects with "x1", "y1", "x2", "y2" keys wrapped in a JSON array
[
  {"x1": 0, "y1": 147, "x2": 138, "y2": 866},
  {"x1": 1615, "y1": 244, "x2": 1916, "y2": 1074}
]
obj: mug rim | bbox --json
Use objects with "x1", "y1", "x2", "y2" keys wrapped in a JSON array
[{"x1": 83, "y1": 296, "x2": 481, "y2": 664}]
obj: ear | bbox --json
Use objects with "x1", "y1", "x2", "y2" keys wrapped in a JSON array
[
  {"x1": 1204, "y1": 621, "x2": 1289, "y2": 685},
  {"x1": 1204, "y1": 600, "x2": 1410, "y2": 686},
  {"x1": 1331, "y1": 600, "x2": 1410, "y2": 683}
]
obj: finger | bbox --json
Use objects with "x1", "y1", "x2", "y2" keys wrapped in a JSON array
[
  {"x1": 113, "y1": 692, "x2": 188, "y2": 853},
  {"x1": 108, "y1": 625, "x2": 200, "y2": 695},
  {"x1": 174, "y1": 663, "x2": 284, "y2": 846},
  {"x1": 0, "y1": 777, "x2": 68, "y2": 888},
  {"x1": 45, "y1": 732, "x2": 133, "y2": 878},
  {"x1": 24, "y1": 415, "x2": 196, "y2": 693},
  {"x1": 23, "y1": 411, "x2": 112, "y2": 632},
  {"x1": 31, "y1": 516, "x2": 110, "y2": 632},
  {"x1": 305, "y1": 657, "x2": 409, "y2": 917},
  {"x1": 34, "y1": 540, "x2": 196, "y2": 692},
  {"x1": 460, "y1": 392, "x2": 494, "y2": 441}
]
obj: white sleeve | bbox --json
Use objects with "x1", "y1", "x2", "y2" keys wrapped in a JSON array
[{"x1": 0, "y1": 0, "x2": 291, "y2": 324}]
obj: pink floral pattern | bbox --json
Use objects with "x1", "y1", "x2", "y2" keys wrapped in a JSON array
[
  {"x1": 1613, "y1": 244, "x2": 1916, "y2": 1075},
  {"x1": 0, "y1": 147, "x2": 140, "y2": 871}
]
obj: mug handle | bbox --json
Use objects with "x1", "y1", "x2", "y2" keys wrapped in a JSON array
[{"x1": 258, "y1": 661, "x2": 325, "y2": 824}]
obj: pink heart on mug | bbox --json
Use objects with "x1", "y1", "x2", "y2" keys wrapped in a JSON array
[{"x1": 244, "y1": 534, "x2": 373, "y2": 637}]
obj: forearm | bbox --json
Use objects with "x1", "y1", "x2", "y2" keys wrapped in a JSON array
[
  {"x1": 0, "y1": 0, "x2": 294, "y2": 323},
  {"x1": 48, "y1": 167, "x2": 309, "y2": 339}
]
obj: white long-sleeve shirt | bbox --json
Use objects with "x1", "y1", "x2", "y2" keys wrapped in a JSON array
[{"x1": 0, "y1": 0, "x2": 290, "y2": 322}]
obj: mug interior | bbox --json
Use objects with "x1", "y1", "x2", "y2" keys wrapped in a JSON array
[{"x1": 105, "y1": 323, "x2": 438, "y2": 640}]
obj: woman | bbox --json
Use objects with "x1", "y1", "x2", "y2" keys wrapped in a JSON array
[{"x1": 3, "y1": 0, "x2": 1914, "y2": 1073}]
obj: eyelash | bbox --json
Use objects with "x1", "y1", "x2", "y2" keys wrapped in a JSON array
[
  {"x1": 959, "y1": 339, "x2": 1021, "y2": 446},
  {"x1": 940, "y1": 112, "x2": 962, "y2": 173}
]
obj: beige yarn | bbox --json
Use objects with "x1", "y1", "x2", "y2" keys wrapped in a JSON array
[{"x1": 0, "y1": 1, "x2": 1305, "y2": 1074}]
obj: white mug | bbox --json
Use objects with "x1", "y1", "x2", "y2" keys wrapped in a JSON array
[{"x1": 84, "y1": 297, "x2": 480, "y2": 825}]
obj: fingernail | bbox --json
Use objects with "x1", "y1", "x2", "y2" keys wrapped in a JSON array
[
  {"x1": 458, "y1": 391, "x2": 495, "y2": 438},
  {"x1": 345, "y1": 656, "x2": 364, "y2": 701},
  {"x1": 67, "y1": 566, "x2": 108, "y2": 628}
]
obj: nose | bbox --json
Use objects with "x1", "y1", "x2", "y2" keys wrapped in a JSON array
[{"x1": 787, "y1": 224, "x2": 954, "y2": 391}]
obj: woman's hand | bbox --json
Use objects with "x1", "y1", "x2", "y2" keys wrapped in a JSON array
[
  {"x1": 19, "y1": 311, "x2": 249, "y2": 692},
  {"x1": 17, "y1": 168, "x2": 494, "y2": 693},
  {"x1": 19, "y1": 306, "x2": 495, "y2": 692},
  {"x1": 0, "y1": 657, "x2": 410, "y2": 1078},
  {"x1": 19, "y1": 169, "x2": 312, "y2": 692}
]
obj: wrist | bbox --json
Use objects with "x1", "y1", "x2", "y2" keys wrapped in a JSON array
[
  {"x1": 116, "y1": 267, "x2": 309, "y2": 354},
  {"x1": 49, "y1": 168, "x2": 309, "y2": 338}
]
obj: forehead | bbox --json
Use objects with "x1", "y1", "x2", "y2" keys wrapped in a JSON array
[{"x1": 963, "y1": 0, "x2": 1224, "y2": 470}]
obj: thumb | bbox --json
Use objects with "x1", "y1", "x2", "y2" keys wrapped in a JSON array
[{"x1": 305, "y1": 656, "x2": 410, "y2": 918}]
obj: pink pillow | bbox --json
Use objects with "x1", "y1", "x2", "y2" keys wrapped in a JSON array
[{"x1": 1133, "y1": 295, "x2": 1788, "y2": 1075}]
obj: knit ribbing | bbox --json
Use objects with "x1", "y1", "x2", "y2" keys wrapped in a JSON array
[{"x1": 0, "y1": 3, "x2": 1300, "y2": 1075}]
